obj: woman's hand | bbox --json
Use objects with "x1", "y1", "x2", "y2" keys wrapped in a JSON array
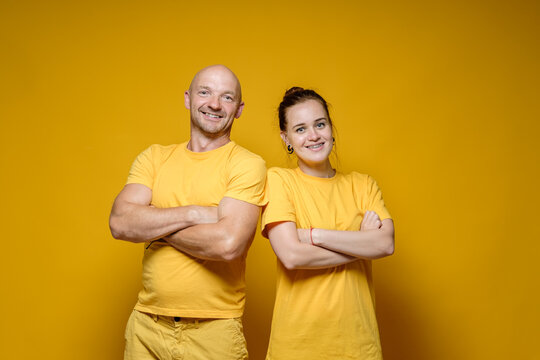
[
  {"x1": 360, "y1": 210, "x2": 382, "y2": 231},
  {"x1": 296, "y1": 228, "x2": 311, "y2": 244}
]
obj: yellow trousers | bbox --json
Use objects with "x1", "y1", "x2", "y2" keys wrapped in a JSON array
[{"x1": 124, "y1": 310, "x2": 248, "y2": 360}]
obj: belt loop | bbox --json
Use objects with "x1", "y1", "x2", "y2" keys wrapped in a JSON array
[
  {"x1": 151, "y1": 313, "x2": 158, "y2": 322},
  {"x1": 195, "y1": 319, "x2": 199, "y2": 328}
]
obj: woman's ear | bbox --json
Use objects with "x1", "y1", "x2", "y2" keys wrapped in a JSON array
[{"x1": 280, "y1": 132, "x2": 288, "y2": 146}]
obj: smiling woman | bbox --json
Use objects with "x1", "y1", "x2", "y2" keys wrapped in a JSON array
[{"x1": 261, "y1": 87, "x2": 395, "y2": 360}]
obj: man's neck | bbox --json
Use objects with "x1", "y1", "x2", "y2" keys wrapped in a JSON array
[{"x1": 187, "y1": 132, "x2": 231, "y2": 153}]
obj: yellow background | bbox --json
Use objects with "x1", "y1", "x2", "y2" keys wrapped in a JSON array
[{"x1": 1, "y1": 0, "x2": 538, "y2": 359}]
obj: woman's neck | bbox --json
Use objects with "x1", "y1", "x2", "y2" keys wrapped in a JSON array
[{"x1": 297, "y1": 159, "x2": 335, "y2": 178}]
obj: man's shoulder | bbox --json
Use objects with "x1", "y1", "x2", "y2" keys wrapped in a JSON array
[
  {"x1": 146, "y1": 142, "x2": 185, "y2": 153},
  {"x1": 137, "y1": 142, "x2": 186, "y2": 161},
  {"x1": 228, "y1": 142, "x2": 266, "y2": 165}
]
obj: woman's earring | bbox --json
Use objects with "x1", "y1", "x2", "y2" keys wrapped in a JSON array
[
  {"x1": 287, "y1": 144, "x2": 294, "y2": 154},
  {"x1": 332, "y1": 137, "x2": 335, "y2": 145}
]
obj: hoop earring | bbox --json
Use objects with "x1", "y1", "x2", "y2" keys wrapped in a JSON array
[
  {"x1": 287, "y1": 145, "x2": 294, "y2": 154},
  {"x1": 332, "y1": 137, "x2": 335, "y2": 145}
]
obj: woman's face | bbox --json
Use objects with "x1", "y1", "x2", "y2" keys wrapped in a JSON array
[{"x1": 281, "y1": 99, "x2": 333, "y2": 169}]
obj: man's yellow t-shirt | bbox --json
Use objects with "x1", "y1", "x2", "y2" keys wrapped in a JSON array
[
  {"x1": 127, "y1": 141, "x2": 266, "y2": 318},
  {"x1": 262, "y1": 167, "x2": 391, "y2": 360}
]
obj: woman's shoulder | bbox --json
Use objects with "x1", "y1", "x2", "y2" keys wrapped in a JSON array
[
  {"x1": 267, "y1": 166, "x2": 296, "y2": 177},
  {"x1": 338, "y1": 170, "x2": 371, "y2": 182},
  {"x1": 266, "y1": 167, "x2": 299, "y2": 187},
  {"x1": 337, "y1": 171, "x2": 383, "y2": 192}
]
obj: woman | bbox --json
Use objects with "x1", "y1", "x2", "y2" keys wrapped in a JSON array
[{"x1": 261, "y1": 87, "x2": 395, "y2": 360}]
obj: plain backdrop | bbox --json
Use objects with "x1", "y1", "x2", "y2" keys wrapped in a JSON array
[{"x1": 1, "y1": 0, "x2": 539, "y2": 359}]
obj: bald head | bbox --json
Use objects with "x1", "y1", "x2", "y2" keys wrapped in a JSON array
[
  {"x1": 184, "y1": 64, "x2": 245, "y2": 141},
  {"x1": 188, "y1": 64, "x2": 242, "y2": 102}
]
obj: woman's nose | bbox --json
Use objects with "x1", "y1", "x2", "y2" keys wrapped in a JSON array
[{"x1": 307, "y1": 128, "x2": 320, "y2": 140}]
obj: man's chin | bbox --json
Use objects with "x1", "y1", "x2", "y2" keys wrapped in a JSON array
[{"x1": 193, "y1": 119, "x2": 233, "y2": 137}]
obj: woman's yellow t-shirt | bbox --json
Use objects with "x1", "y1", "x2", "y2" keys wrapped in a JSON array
[{"x1": 262, "y1": 167, "x2": 391, "y2": 360}]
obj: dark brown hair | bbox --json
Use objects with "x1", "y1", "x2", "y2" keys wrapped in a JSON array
[{"x1": 278, "y1": 87, "x2": 333, "y2": 131}]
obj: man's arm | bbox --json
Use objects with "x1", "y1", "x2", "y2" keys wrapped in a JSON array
[
  {"x1": 163, "y1": 197, "x2": 260, "y2": 262},
  {"x1": 266, "y1": 221, "x2": 357, "y2": 270},
  {"x1": 298, "y1": 213, "x2": 395, "y2": 259},
  {"x1": 109, "y1": 183, "x2": 218, "y2": 243}
]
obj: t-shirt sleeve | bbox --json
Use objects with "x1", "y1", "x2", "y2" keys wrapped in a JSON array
[
  {"x1": 363, "y1": 175, "x2": 392, "y2": 220},
  {"x1": 224, "y1": 154, "x2": 267, "y2": 206},
  {"x1": 126, "y1": 145, "x2": 156, "y2": 189},
  {"x1": 261, "y1": 169, "x2": 297, "y2": 238}
]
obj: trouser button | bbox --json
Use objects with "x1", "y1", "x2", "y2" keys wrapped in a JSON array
[{"x1": 174, "y1": 317, "x2": 181, "y2": 322}]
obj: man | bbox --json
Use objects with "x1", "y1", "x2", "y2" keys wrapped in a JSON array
[{"x1": 109, "y1": 65, "x2": 266, "y2": 360}]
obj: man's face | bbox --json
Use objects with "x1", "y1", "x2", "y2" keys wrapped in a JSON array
[{"x1": 185, "y1": 67, "x2": 244, "y2": 137}]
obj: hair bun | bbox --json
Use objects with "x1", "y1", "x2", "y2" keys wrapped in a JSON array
[{"x1": 284, "y1": 87, "x2": 305, "y2": 97}]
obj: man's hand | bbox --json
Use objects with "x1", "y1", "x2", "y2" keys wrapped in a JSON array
[
  {"x1": 360, "y1": 210, "x2": 382, "y2": 231},
  {"x1": 189, "y1": 205, "x2": 219, "y2": 224}
]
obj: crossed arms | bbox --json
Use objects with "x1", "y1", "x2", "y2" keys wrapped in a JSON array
[
  {"x1": 109, "y1": 183, "x2": 260, "y2": 261},
  {"x1": 265, "y1": 211, "x2": 394, "y2": 270}
]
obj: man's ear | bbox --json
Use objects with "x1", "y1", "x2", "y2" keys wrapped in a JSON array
[
  {"x1": 235, "y1": 101, "x2": 245, "y2": 119},
  {"x1": 184, "y1": 91, "x2": 191, "y2": 110}
]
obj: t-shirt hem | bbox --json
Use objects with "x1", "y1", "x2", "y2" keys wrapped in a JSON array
[
  {"x1": 134, "y1": 303, "x2": 244, "y2": 319},
  {"x1": 261, "y1": 215, "x2": 296, "y2": 238},
  {"x1": 224, "y1": 193, "x2": 267, "y2": 207},
  {"x1": 126, "y1": 179, "x2": 152, "y2": 188}
]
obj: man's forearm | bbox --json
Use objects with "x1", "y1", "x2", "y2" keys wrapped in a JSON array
[
  {"x1": 110, "y1": 203, "x2": 217, "y2": 243},
  {"x1": 164, "y1": 197, "x2": 260, "y2": 262},
  {"x1": 164, "y1": 222, "x2": 251, "y2": 261}
]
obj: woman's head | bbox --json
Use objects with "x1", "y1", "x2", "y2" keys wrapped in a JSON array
[
  {"x1": 278, "y1": 87, "x2": 335, "y2": 176},
  {"x1": 278, "y1": 87, "x2": 333, "y2": 131}
]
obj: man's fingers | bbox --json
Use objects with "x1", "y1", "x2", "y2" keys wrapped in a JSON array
[{"x1": 361, "y1": 211, "x2": 382, "y2": 230}]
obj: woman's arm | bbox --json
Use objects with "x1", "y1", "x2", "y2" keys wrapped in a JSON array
[
  {"x1": 299, "y1": 212, "x2": 394, "y2": 259},
  {"x1": 267, "y1": 221, "x2": 357, "y2": 270}
]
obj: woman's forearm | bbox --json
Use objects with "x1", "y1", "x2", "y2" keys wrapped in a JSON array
[
  {"x1": 267, "y1": 221, "x2": 357, "y2": 270},
  {"x1": 309, "y1": 219, "x2": 395, "y2": 259}
]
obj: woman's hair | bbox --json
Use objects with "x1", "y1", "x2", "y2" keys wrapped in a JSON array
[{"x1": 278, "y1": 87, "x2": 333, "y2": 131}]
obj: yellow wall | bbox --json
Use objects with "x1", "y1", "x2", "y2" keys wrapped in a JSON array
[{"x1": 1, "y1": 0, "x2": 538, "y2": 359}]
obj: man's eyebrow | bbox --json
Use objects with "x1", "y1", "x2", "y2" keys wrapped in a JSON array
[{"x1": 196, "y1": 86, "x2": 237, "y2": 96}]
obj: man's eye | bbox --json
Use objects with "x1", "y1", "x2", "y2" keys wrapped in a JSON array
[
  {"x1": 199, "y1": 91, "x2": 208, "y2": 95},
  {"x1": 224, "y1": 95, "x2": 233, "y2": 101}
]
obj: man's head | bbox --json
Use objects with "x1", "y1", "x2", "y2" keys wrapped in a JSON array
[{"x1": 185, "y1": 65, "x2": 244, "y2": 138}]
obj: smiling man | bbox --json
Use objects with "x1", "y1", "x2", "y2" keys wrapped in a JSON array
[{"x1": 109, "y1": 65, "x2": 266, "y2": 360}]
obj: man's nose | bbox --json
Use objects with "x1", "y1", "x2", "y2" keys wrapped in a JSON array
[{"x1": 208, "y1": 96, "x2": 221, "y2": 110}]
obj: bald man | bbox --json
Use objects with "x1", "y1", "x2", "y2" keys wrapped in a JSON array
[{"x1": 110, "y1": 65, "x2": 266, "y2": 360}]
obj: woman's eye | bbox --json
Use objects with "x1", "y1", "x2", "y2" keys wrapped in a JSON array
[
  {"x1": 296, "y1": 127, "x2": 305, "y2": 133},
  {"x1": 316, "y1": 122, "x2": 325, "y2": 128}
]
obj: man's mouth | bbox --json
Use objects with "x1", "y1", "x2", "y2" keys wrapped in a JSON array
[{"x1": 201, "y1": 111, "x2": 223, "y2": 119}]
